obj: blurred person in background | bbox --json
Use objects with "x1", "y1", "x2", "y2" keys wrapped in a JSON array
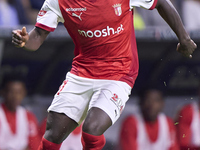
[
  {"x1": 0, "y1": 0, "x2": 43, "y2": 26},
  {"x1": 0, "y1": 0, "x2": 21, "y2": 26},
  {"x1": 133, "y1": 9, "x2": 146, "y2": 30},
  {"x1": 176, "y1": 87, "x2": 200, "y2": 150},
  {"x1": 136, "y1": 7, "x2": 169, "y2": 28},
  {"x1": 39, "y1": 118, "x2": 83, "y2": 150},
  {"x1": 135, "y1": 0, "x2": 180, "y2": 28},
  {"x1": 0, "y1": 74, "x2": 40, "y2": 150},
  {"x1": 11, "y1": 0, "x2": 197, "y2": 149},
  {"x1": 119, "y1": 88, "x2": 179, "y2": 150},
  {"x1": 182, "y1": 0, "x2": 200, "y2": 31}
]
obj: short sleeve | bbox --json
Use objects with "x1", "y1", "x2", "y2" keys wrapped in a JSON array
[
  {"x1": 35, "y1": 0, "x2": 64, "y2": 32},
  {"x1": 130, "y1": 0, "x2": 158, "y2": 10}
]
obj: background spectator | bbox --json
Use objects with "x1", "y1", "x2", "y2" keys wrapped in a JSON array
[
  {"x1": 0, "y1": 73, "x2": 40, "y2": 150},
  {"x1": 182, "y1": 0, "x2": 200, "y2": 31},
  {"x1": 176, "y1": 86, "x2": 200, "y2": 150},
  {"x1": 0, "y1": 0, "x2": 44, "y2": 26},
  {"x1": 119, "y1": 88, "x2": 179, "y2": 150}
]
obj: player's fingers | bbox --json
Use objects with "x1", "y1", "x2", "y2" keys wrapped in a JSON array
[
  {"x1": 12, "y1": 31, "x2": 22, "y2": 40},
  {"x1": 191, "y1": 40, "x2": 197, "y2": 49},
  {"x1": 176, "y1": 43, "x2": 180, "y2": 51},
  {"x1": 189, "y1": 55, "x2": 192, "y2": 59},
  {"x1": 20, "y1": 42, "x2": 26, "y2": 47},
  {"x1": 21, "y1": 27, "x2": 27, "y2": 36},
  {"x1": 12, "y1": 40, "x2": 22, "y2": 47},
  {"x1": 12, "y1": 37, "x2": 22, "y2": 45}
]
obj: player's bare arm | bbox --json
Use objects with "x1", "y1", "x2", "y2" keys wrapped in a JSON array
[
  {"x1": 12, "y1": 27, "x2": 50, "y2": 51},
  {"x1": 156, "y1": 0, "x2": 197, "y2": 58}
]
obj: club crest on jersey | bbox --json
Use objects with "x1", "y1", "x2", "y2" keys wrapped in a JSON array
[
  {"x1": 112, "y1": 4, "x2": 122, "y2": 16},
  {"x1": 38, "y1": 10, "x2": 47, "y2": 17}
]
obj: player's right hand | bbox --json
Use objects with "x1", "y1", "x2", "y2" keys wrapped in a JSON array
[{"x1": 12, "y1": 27, "x2": 29, "y2": 48}]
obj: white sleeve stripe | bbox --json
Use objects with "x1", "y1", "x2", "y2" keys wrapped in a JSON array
[{"x1": 130, "y1": 0, "x2": 157, "y2": 10}]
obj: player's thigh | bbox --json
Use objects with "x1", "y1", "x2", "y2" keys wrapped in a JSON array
[
  {"x1": 45, "y1": 73, "x2": 94, "y2": 142},
  {"x1": 48, "y1": 72, "x2": 93, "y2": 124},
  {"x1": 82, "y1": 107, "x2": 112, "y2": 135},
  {"x1": 83, "y1": 81, "x2": 131, "y2": 135},
  {"x1": 91, "y1": 80, "x2": 131, "y2": 124}
]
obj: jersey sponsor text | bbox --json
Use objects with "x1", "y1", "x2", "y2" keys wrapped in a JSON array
[
  {"x1": 66, "y1": 7, "x2": 87, "y2": 12},
  {"x1": 78, "y1": 24, "x2": 124, "y2": 38}
]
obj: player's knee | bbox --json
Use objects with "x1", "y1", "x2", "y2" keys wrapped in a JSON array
[
  {"x1": 44, "y1": 120, "x2": 64, "y2": 144},
  {"x1": 82, "y1": 120, "x2": 104, "y2": 136}
]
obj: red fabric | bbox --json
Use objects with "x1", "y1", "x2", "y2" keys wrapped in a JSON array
[
  {"x1": 149, "y1": 0, "x2": 158, "y2": 10},
  {"x1": 38, "y1": 137, "x2": 61, "y2": 150},
  {"x1": 39, "y1": 118, "x2": 47, "y2": 139},
  {"x1": 58, "y1": 0, "x2": 139, "y2": 88},
  {"x1": 180, "y1": 147, "x2": 200, "y2": 150},
  {"x1": 26, "y1": 111, "x2": 41, "y2": 150},
  {"x1": 0, "y1": 103, "x2": 40, "y2": 150},
  {"x1": 81, "y1": 132, "x2": 106, "y2": 150},
  {"x1": 176, "y1": 104, "x2": 200, "y2": 149},
  {"x1": 35, "y1": 22, "x2": 55, "y2": 32},
  {"x1": 176, "y1": 105, "x2": 193, "y2": 147},
  {"x1": 120, "y1": 115, "x2": 179, "y2": 150},
  {"x1": 2, "y1": 103, "x2": 17, "y2": 133}
]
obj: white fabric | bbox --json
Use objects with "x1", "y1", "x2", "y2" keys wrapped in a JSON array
[
  {"x1": 130, "y1": 0, "x2": 156, "y2": 9},
  {"x1": 190, "y1": 102, "x2": 200, "y2": 146},
  {"x1": 37, "y1": 0, "x2": 156, "y2": 29},
  {"x1": 60, "y1": 132, "x2": 82, "y2": 150},
  {"x1": 136, "y1": 113, "x2": 171, "y2": 150},
  {"x1": 48, "y1": 72, "x2": 131, "y2": 125},
  {"x1": 0, "y1": 1, "x2": 19, "y2": 26},
  {"x1": 182, "y1": 0, "x2": 200, "y2": 30},
  {"x1": 0, "y1": 105, "x2": 29, "y2": 150},
  {"x1": 36, "y1": 0, "x2": 64, "y2": 28}
]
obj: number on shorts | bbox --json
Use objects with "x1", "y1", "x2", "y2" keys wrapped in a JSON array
[{"x1": 57, "y1": 80, "x2": 68, "y2": 95}]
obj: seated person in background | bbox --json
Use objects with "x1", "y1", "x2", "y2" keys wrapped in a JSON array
[
  {"x1": 0, "y1": 74, "x2": 40, "y2": 150},
  {"x1": 119, "y1": 88, "x2": 179, "y2": 150},
  {"x1": 0, "y1": 0, "x2": 43, "y2": 26},
  {"x1": 40, "y1": 118, "x2": 83, "y2": 150},
  {"x1": 0, "y1": 0, "x2": 20, "y2": 26},
  {"x1": 182, "y1": 0, "x2": 200, "y2": 31},
  {"x1": 176, "y1": 88, "x2": 200, "y2": 150}
]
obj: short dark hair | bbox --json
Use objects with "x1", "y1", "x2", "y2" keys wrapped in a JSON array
[
  {"x1": 1, "y1": 73, "x2": 26, "y2": 89},
  {"x1": 138, "y1": 87, "x2": 164, "y2": 105}
]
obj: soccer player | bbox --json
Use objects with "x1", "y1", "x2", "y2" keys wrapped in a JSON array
[
  {"x1": 176, "y1": 92, "x2": 200, "y2": 150},
  {"x1": 119, "y1": 88, "x2": 179, "y2": 150},
  {"x1": 12, "y1": 0, "x2": 197, "y2": 149},
  {"x1": 0, "y1": 74, "x2": 40, "y2": 150}
]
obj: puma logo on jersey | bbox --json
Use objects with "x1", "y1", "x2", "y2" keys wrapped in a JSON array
[{"x1": 72, "y1": 12, "x2": 82, "y2": 21}]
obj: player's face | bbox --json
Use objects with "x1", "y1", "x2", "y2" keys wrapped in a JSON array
[
  {"x1": 141, "y1": 90, "x2": 164, "y2": 122},
  {"x1": 3, "y1": 81, "x2": 26, "y2": 111}
]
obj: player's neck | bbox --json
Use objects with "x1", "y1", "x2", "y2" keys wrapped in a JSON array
[
  {"x1": 143, "y1": 115, "x2": 158, "y2": 123},
  {"x1": 3, "y1": 102, "x2": 17, "y2": 112}
]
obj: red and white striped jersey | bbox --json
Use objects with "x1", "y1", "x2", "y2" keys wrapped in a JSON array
[
  {"x1": 176, "y1": 102, "x2": 200, "y2": 148},
  {"x1": 0, "y1": 104, "x2": 40, "y2": 150},
  {"x1": 120, "y1": 113, "x2": 179, "y2": 150}
]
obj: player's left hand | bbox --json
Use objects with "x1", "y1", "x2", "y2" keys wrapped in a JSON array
[{"x1": 176, "y1": 39, "x2": 197, "y2": 58}]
